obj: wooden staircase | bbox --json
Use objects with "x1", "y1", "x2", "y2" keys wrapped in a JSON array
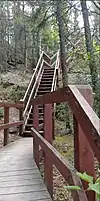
[{"x1": 20, "y1": 51, "x2": 60, "y2": 137}]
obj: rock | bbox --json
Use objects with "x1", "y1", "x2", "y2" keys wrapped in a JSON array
[
  {"x1": 62, "y1": 144, "x2": 68, "y2": 153},
  {"x1": 9, "y1": 127, "x2": 18, "y2": 134}
]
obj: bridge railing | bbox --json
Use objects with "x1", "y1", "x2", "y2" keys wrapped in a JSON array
[
  {"x1": 31, "y1": 85, "x2": 100, "y2": 201},
  {"x1": 0, "y1": 102, "x2": 24, "y2": 146}
]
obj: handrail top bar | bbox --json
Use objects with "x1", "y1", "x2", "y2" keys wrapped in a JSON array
[
  {"x1": 43, "y1": 60, "x2": 51, "y2": 68},
  {"x1": 22, "y1": 51, "x2": 51, "y2": 103},
  {"x1": 22, "y1": 51, "x2": 44, "y2": 102},
  {"x1": 23, "y1": 59, "x2": 44, "y2": 117},
  {"x1": 42, "y1": 51, "x2": 51, "y2": 61},
  {"x1": 0, "y1": 121, "x2": 24, "y2": 131},
  {"x1": 0, "y1": 102, "x2": 24, "y2": 108},
  {"x1": 31, "y1": 85, "x2": 100, "y2": 135}
]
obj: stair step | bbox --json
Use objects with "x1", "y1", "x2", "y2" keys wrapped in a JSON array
[
  {"x1": 37, "y1": 91, "x2": 50, "y2": 95},
  {"x1": 41, "y1": 77, "x2": 53, "y2": 80},
  {"x1": 38, "y1": 88, "x2": 51, "y2": 91},
  {"x1": 43, "y1": 72, "x2": 54, "y2": 75},
  {"x1": 42, "y1": 74, "x2": 53, "y2": 78},
  {"x1": 23, "y1": 130, "x2": 32, "y2": 137},
  {"x1": 39, "y1": 83, "x2": 52, "y2": 86},
  {"x1": 40, "y1": 80, "x2": 52, "y2": 82},
  {"x1": 44, "y1": 70, "x2": 54, "y2": 72}
]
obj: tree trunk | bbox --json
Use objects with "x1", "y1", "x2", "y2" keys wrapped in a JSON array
[
  {"x1": 80, "y1": 0, "x2": 98, "y2": 93},
  {"x1": 56, "y1": 0, "x2": 71, "y2": 133}
]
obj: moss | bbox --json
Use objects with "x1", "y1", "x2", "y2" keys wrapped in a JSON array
[
  {"x1": 53, "y1": 134, "x2": 74, "y2": 163},
  {"x1": 6, "y1": 85, "x2": 26, "y2": 102},
  {"x1": 0, "y1": 84, "x2": 26, "y2": 102}
]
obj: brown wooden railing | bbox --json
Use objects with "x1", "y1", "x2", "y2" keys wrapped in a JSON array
[
  {"x1": 31, "y1": 85, "x2": 100, "y2": 201},
  {"x1": 0, "y1": 102, "x2": 24, "y2": 146}
]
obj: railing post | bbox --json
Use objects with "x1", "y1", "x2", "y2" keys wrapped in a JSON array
[
  {"x1": 74, "y1": 86, "x2": 95, "y2": 201},
  {"x1": 19, "y1": 108, "x2": 23, "y2": 136},
  {"x1": 33, "y1": 105, "x2": 39, "y2": 169},
  {"x1": 4, "y1": 107, "x2": 9, "y2": 146},
  {"x1": 44, "y1": 104, "x2": 53, "y2": 198}
]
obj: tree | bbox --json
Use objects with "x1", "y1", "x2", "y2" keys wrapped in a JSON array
[
  {"x1": 80, "y1": 0, "x2": 98, "y2": 93},
  {"x1": 56, "y1": 0, "x2": 71, "y2": 133}
]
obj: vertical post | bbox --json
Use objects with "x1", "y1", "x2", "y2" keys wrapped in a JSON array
[
  {"x1": 52, "y1": 104, "x2": 55, "y2": 140},
  {"x1": 33, "y1": 105, "x2": 39, "y2": 169},
  {"x1": 44, "y1": 104, "x2": 53, "y2": 198},
  {"x1": 74, "y1": 86, "x2": 95, "y2": 201},
  {"x1": 19, "y1": 108, "x2": 23, "y2": 136},
  {"x1": 4, "y1": 107, "x2": 9, "y2": 146}
]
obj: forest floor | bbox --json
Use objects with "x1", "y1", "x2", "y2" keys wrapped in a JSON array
[{"x1": 53, "y1": 120, "x2": 74, "y2": 201}]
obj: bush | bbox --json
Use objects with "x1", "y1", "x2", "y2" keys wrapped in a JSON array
[
  {"x1": 55, "y1": 103, "x2": 66, "y2": 121},
  {"x1": 0, "y1": 108, "x2": 3, "y2": 119}
]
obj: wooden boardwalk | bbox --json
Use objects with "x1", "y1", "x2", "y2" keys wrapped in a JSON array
[{"x1": 0, "y1": 138, "x2": 52, "y2": 201}]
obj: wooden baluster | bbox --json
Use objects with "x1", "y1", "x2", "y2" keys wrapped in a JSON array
[
  {"x1": 33, "y1": 105, "x2": 39, "y2": 169},
  {"x1": 19, "y1": 108, "x2": 23, "y2": 136},
  {"x1": 74, "y1": 86, "x2": 95, "y2": 201},
  {"x1": 44, "y1": 104, "x2": 53, "y2": 198},
  {"x1": 4, "y1": 107, "x2": 9, "y2": 146}
]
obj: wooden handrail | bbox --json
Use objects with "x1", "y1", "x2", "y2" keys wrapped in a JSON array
[
  {"x1": 51, "y1": 52, "x2": 57, "y2": 62},
  {"x1": 43, "y1": 51, "x2": 51, "y2": 63},
  {"x1": 31, "y1": 85, "x2": 100, "y2": 162},
  {"x1": 0, "y1": 121, "x2": 24, "y2": 130},
  {"x1": 23, "y1": 60, "x2": 44, "y2": 117},
  {"x1": 51, "y1": 50, "x2": 60, "y2": 91},
  {"x1": 22, "y1": 51, "x2": 44, "y2": 103},
  {"x1": 31, "y1": 127, "x2": 88, "y2": 201},
  {"x1": 0, "y1": 102, "x2": 24, "y2": 108}
]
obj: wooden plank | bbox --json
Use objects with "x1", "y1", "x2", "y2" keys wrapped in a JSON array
[
  {"x1": 0, "y1": 169, "x2": 40, "y2": 177},
  {"x1": 0, "y1": 184, "x2": 47, "y2": 195},
  {"x1": 0, "y1": 178, "x2": 44, "y2": 188},
  {"x1": 44, "y1": 104, "x2": 53, "y2": 197},
  {"x1": 33, "y1": 105, "x2": 39, "y2": 168},
  {"x1": 0, "y1": 173, "x2": 41, "y2": 182},
  {"x1": 67, "y1": 85, "x2": 100, "y2": 162},
  {"x1": 0, "y1": 138, "x2": 52, "y2": 201},
  {"x1": 74, "y1": 87, "x2": 95, "y2": 201},
  {"x1": 0, "y1": 191, "x2": 51, "y2": 201}
]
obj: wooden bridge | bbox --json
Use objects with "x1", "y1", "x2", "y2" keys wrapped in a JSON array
[{"x1": 0, "y1": 51, "x2": 100, "y2": 201}]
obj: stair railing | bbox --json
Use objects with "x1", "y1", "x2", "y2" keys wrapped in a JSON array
[
  {"x1": 51, "y1": 50, "x2": 60, "y2": 92},
  {"x1": 23, "y1": 60, "x2": 44, "y2": 118},
  {"x1": 20, "y1": 51, "x2": 51, "y2": 127}
]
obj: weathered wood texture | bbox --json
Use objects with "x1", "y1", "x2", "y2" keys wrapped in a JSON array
[
  {"x1": 74, "y1": 87, "x2": 95, "y2": 201},
  {"x1": 31, "y1": 128, "x2": 88, "y2": 201},
  {"x1": 0, "y1": 138, "x2": 52, "y2": 201}
]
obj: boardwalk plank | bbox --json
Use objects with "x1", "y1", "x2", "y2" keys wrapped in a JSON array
[{"x1": 0, "y1": 138, "x2": 52, "y2": 201}]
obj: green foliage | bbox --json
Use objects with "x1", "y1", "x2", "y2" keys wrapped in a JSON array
[
  {"x1": 0, "y1": 108, "x2": 3, "y2": 119},
  {"x1": 64, "y1": 185, "x2": 81, "y2": 190},
  {"x1": 77, "y1": 172, "x2": 93, "y2": 183},
  {"x1": 7, "y1": 86, "x2": 26, "y2": 102},
  {"x1": 64, "y1": 171, "x2": 100, "y2": 199},
  {"x1": 55, "y1": 103, "x2": 66, "y2": 121}
]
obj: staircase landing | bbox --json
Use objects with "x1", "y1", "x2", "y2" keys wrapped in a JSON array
[{"x1": 0, "y1": 138, "x2": 52, "y2": 201}]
